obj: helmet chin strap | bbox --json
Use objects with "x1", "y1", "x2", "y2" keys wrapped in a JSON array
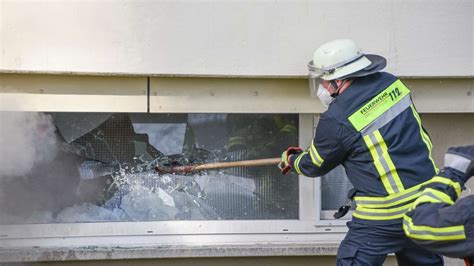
[{"x1": 329, "y1": 79, "x2": 352, "y2": 97}]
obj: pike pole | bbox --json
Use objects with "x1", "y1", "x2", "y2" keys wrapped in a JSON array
[{"x1": 156, "y1": 158, "x2": 280, "y2": 174}]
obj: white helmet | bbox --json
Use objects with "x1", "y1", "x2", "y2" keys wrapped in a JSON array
[{"x1": 308, "y1": 39, "x2": 386, "y2": 96}]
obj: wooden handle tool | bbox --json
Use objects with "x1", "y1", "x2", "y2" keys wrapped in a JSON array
[{"x1": 156, "y1": 157, "x2": 281, "y2": 174}]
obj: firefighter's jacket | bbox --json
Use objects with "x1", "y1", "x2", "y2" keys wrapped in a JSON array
[
  {"x1": 403, "y1": 166, "x2": 474, "y2": 259},
  {"x1": 290, "y1": 72, "x2": 439, "y2": 223}
]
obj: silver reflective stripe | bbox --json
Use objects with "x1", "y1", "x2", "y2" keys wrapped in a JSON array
[
  {"x1": 355, "y1": 188, "x2": 420, "y2": 206},
  {"x1": 403, "y1": 220, "x2": 465, "y2": 237},
  {"x1": 354, "y1": 206, "x2": 410, "y2": 217},
  {"x1": 361, "y1": 95, "x2": 412, "y2": 136},
  {"x1": 368, "y1": 133, "x2": 400, "y2": 193},
  {"x1": 444, "y1": 153, "x2": 471, "y2": 173},
  {"x1": 420, "y1": 191, "x2": 445, "y2": 203}
]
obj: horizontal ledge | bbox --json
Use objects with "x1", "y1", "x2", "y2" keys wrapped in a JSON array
[{"x1": 0, "y1": 243, "x2": 340, "y2": 263}]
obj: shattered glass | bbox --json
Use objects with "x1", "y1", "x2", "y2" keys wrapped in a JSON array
[
  {"x1": 52, "y1": 113, "x2": 113, "y2": 143},
  {"x1": 0, "y1": 113, "x2": 299, "y2": 224}
]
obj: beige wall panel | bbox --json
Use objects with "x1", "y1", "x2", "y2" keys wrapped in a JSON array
[
  {"x1": 406, "y1": 79, "x2": 473, "y2": 113},
  {"x1": 421, "y1": 113, "x2": 474, "y2": 195},
  {"x1": 150, "y1": 78, "x2": 324, "y2": 113},
  {"x1": 1, "y1": 0, "x2": 472, "y2": 77},
  {"x1": 0, "y1": 93, "x2": 146, "y2": 112},
  {"x1": 150, "y1": 77, "x2": 473, "y2": 113},
  {"x1": 0, "y1": 74, "x2": 147, "y2": 112},
  {"x1": 421, "y1": 113, "x2": 474, "y2": 166},
  {"x1": 0, "y1": 75, "x2": 471, "y2": 113}
]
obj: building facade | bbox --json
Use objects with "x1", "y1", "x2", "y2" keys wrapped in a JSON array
[{"x1": 0, "y1": 1, "x2": 472, "y2": 265}]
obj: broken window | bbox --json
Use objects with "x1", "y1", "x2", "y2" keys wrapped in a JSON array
[{"x1": 0, "y1": 112, "x2": 299, "y2": 224}]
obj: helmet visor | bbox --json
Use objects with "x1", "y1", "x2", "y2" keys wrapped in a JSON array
[{"x1": 308, "y1": 60, "x2": 326, "y2": 98}]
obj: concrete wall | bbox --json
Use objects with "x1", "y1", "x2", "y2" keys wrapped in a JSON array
[{"x1": 1, "y1": 0, "x2": 472, "y2": 77}]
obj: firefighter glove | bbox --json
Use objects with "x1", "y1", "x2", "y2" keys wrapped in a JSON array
[{"x1": 279, "y1": 147, "x2": 303, "y2": 175}]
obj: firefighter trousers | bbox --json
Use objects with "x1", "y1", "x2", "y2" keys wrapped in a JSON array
[{"x1": 336, "y1": 220, "x2": 443, "y2": 266}]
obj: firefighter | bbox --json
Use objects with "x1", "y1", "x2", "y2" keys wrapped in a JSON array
[
  {"x1": 403, "y1": 145, "x2": 474, "y2": 265},
  {"x1": 279, "y1": 39, "x2": 443, "y2": 265}
]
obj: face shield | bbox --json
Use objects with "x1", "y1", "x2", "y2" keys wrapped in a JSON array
[
  {"x1": 307, "y1": 53, "x2": 365, "y2": 98},
  {"x1": 307, "y1": 60, "x2": 331, "y2": 99}
]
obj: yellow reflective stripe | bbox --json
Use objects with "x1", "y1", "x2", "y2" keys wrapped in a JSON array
[
  {"x1": 355, "y1": 181, "x2": 423, "y2": 203},
  {"x1": 363, "y1": 130, "x2": 404, "y2": 194},
  {"x1": 403, "y1": 216, "x2": 466, "y2": 241},
  {"x1": 429, "y1": 176, "x2": 462, "y2": 197},
  {"x1": 404, "y1": 189, "x2": 465, "y2": 240},
  {"x1": 363, "y1": 134, "x2": 393, "y2": 193},
  {"x1": 411, "y1": 188, "x2": 454, "y2": 211},
  {"x1": 355, "y1": 189, "x2": 422, "y2": 209},
  {"x1": 410, "y1": 105, "x2": 439, "y2": 173},
  {"x1": 309, "y1": 141, "x2": 324, "y2": 167},
  {"x1": 353, "y1": 212, "x2": 405, "y2": 220},
  {"x1": 373, "y1": 131, "x2": 405, "y2": 192},
  {"x1": 348, "y1": 79, "x2": 411, "y2": 131},
  {"x1": 353, "y1": 204, "x2": 411, "y2": 220},
  {"x1": 355, "y1": 175, "x2": 461, "y2": 209},
  {"x1": 293, "y1": 152, "x2": 307, "y2": 175},
  {"x1": 361, "y1": 96, "x2": 412, "y2": 135},
  {"x1": 354, "y1": 189, "x2": 451, "y2": 221}
]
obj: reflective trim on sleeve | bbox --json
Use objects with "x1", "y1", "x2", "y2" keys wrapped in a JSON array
[
  {"x1": 363, "y1": 130, "x2": 405, "y2": 194},
  {"x1": 353, "y1": 176, "x2": 463, "y2": 221},
  {"x1": 403, "y1": 216, "x2": 466, "y2": 241},
  {"x1": 429, "y1": 175, "x2": 462, "y2": 197},
  {"x1": 354, "y1": 189, "x2": 452, "y2": 221},
  {"x1": 348, "y1": 79, "x2": 411, "y2": 132},
  {"x1": 444, "y1": 153, "x2": 471, "y2": 174},
  {"x1": 411, "y1": 188, "x2": 454, "y2": 211},
  {"x1": 293, "y1": 152, "x2": 307, "y2": 175},
  {"x1": 355, "y1": 175, "x2": 462, "y2": 210},
  {"x1": 410, "y1": 105, "x2": 439, "y2": 173},
  {"x1": 309, "y1": 141, "x2": 324, "y2": 167}
]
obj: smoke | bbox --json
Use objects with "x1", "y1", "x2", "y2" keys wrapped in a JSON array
[
  {"x1": 0, "y1": 112, "x2": 58, "y2": 179},
  {"x1": 0, "y1": 112, "x2": 63, "y2": 223}
]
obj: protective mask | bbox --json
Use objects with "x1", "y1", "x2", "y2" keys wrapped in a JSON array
[{"x1": 316, "y1": 84, "x2": 335, "y2": 107}]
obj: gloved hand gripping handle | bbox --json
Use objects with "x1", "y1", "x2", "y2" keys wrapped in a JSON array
[{"x1": 279, "y1": 147, "x2": 304, "y2": 175}]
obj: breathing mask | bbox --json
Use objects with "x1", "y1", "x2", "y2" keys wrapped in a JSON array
[{"x1": 316, "y1": 85, "x2": 335, "y2": 107}]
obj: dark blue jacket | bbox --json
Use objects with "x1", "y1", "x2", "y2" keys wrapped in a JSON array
[{"x1": 290, "y1": 72, "x2": 438, "y2": 223}]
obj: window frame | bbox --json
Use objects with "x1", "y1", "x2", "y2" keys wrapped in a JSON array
[{"x1": 0, "y1": 113, "x2": 348, "y2": 247}]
